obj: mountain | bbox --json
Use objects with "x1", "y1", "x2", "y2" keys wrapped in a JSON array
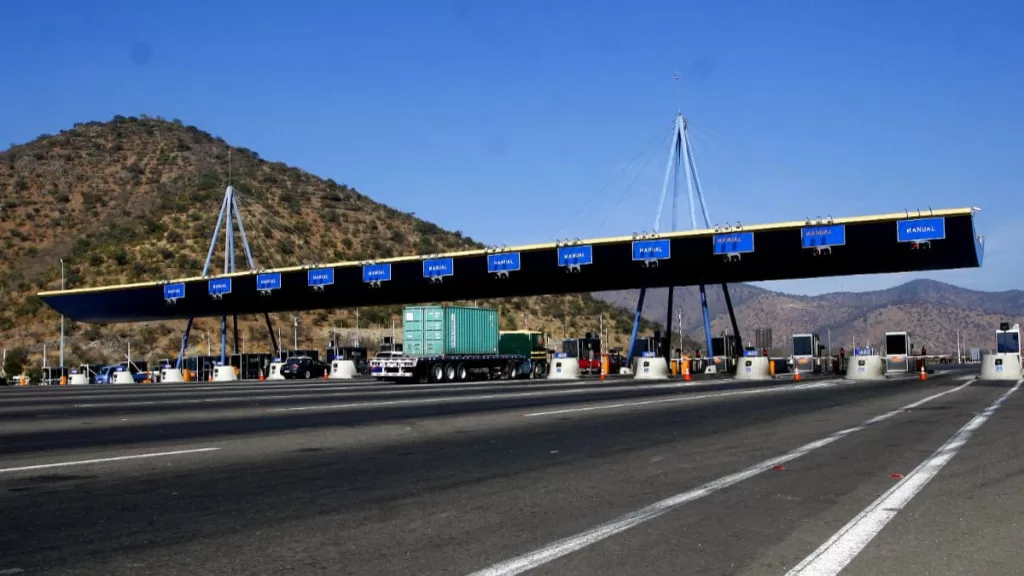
[
  {"x1": 0, "y1": 115, "x2": 658, "y2": 373},
  {"x1": 594, "y1": 279, "x2": 1024, "y2": 355}
]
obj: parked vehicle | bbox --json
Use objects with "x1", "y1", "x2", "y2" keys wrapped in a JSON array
[
  {"x1": 368, "y1": 306, "x2": 547, "y2": 382},
  {"x1": 279, "y1": 356, "x2": 329, "y2": 379}
]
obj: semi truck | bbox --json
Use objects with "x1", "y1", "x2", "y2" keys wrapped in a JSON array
[{"x1": 368, "y1": 306, "x2": 548, "y2": 382}]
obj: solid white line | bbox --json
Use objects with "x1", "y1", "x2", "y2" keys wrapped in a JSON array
[
  {"x1": 0, "y1": 447, "x2": 221, "y2": 474},
  {"x1": 524, "y1": 380, "x2": 842, "y2": 417},
  {"x1": 466, "y1": 380, "x2": 975, "y2": 576},
  {"x1": 785, "y1": 378, "x2": 1023, "y2": 576}
]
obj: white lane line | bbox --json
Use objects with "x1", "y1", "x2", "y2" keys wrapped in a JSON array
[
  {"x1": 524, "y1": 380, "x2": 843, "y2": 417},
  {"x1": 0, "y1": 447, "x2": 221, "y2": 474},
  {"x1": 466, "y1": 380, "x2": 975, "y2": 576},
  {"x1": 785, "y1": 378, "x2": 1023, "y2": 576}
]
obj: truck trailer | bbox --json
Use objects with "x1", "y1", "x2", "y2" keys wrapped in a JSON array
[{"x1": 368, "y1": 306, "x2": 548, "y2": 382}]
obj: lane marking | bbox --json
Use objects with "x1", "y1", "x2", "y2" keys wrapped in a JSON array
[
  {"x1": 466, "y1": 380, "x2": 974, "y2": 576},
  {"x1": 0, "y1": 447, "x2": 221, "y2": 474},
  {"x1": 786, "y1": 378, "x2": 1023, "y2": 575},
  {"x1": 523, "y1": 380, "x2": 844, "y2": 417}
]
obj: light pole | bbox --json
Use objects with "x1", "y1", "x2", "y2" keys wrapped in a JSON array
[
  {"x1": 59, "y1": 259, "x2": 65, "y2": 368},
  {"x1": 293, "y1": 316, "x2": 299, "y2": 350}
]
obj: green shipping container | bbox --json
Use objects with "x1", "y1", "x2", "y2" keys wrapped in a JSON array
[{"x1": 402, "y1": 305, "x2": 499, "y2": 357}]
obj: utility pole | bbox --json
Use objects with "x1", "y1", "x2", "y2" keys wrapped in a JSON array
[
  {"x1": 293, "y1": 316, "x2": 299, "y2": 350},
  {"x1": 355, "y1": 309, "x2": 360, "y2": 346},
  {"x1": 59, "y1": 259, "x2": 65, "y2": 368}
]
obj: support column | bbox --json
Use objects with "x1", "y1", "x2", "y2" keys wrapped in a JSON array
[{"x1": 665, "y1": 287, "x2": 674, "y2": 362}]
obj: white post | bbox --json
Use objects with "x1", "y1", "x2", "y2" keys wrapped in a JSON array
[
  {"x1": 293, "y1": 316, "x2": 298, "y2": 350},
  {"x1": 43, "y1": 343, "x2": 47, "y2": 368},
  {"x1": 356, "y1": 309, "x2": 360, "y2": 346}
]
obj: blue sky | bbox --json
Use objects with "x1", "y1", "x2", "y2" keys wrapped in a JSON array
[{"x1": 2, "y1": 0, "x2": 1021, "y2": 295}]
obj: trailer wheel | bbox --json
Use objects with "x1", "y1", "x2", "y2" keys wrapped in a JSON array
[
  {"x1": 430, "y1": 363, "x2": 445, "y2": 383},
  {"x1": 456, "y1": 363, "x2": 468, "y2": 382},
  {"x1": 444, "y1": 363, "x2": 457, "y2": 382}
]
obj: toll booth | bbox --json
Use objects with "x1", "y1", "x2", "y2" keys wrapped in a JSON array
[
  {"x1": 564, "y1": 333, "x2": 603, "y2": 374},
  {"x1": 184, "y1": 355, "x2": 220, "y2": 382},
  {"x1": 236, "y1": 353, "x2": 274, "y2": 380},
  {"x1": 42, "y1": 366, "x2": 69, "y2": 386},
  {"x1": 884, "y1": 331, "x2": 913, "y2": 373},
  {"x1": 791, "y1": 333, "x2": 822, "y2": 374},
  {"x1": 980, "y1": 323, "x2": 1022, "y2": 380},
  {"x1": 327, "y1": 347, "x2": 369, "y2": 374}
]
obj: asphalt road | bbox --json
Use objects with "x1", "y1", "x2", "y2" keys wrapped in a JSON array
[{"x1": 1, "y1": 368, "x2": 1020, "y2": 575}]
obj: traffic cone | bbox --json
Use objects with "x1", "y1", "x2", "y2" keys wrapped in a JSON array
[
  {"x1": 794, "y1": 366, "x2": 801, "y2": 382},
  {"x1": 683, "y1": 360, "x2": 692, "y2": 382},
  {"x1": 323, "y1": 369, "x2": 329, "y2": 380},
  {"x1": 919, "y1": 364, "x2": 927, "y2": 381},
  {"x1": 258, "y1": 369, "x2": 265, "y2": 381}
]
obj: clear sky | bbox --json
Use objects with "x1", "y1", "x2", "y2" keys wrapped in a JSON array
[{"x1": 2, "y1": 0, "x2": 1021, "y2": 295}]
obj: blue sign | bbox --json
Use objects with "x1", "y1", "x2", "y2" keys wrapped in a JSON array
[
  {"x1": 362, "y1": 263, "x2": 392, "y2": 283},
  {"x1": 553, "y1": 352, "x2": 568, "y2": 359},
  {"x1": 208, "y1": 278, "x2": 232, "y2": 296},
  {"x1": 632, "y1": 239, "x2": 671, "y2": 261},
  {"x1": 487, "y1": 252, "x2": 521, "y2": 273},
  {"x1": 801, "y1": 225, "x2": 846, "y2": 248},
  {"x1": 307, "y1": 268, "x2": 335, "y2": 287},
  {"x1": 897, "y1": 217, "x2": 945, "y2": 243},
  {"x1": 641, "y1": 351, "x2": 658, "y2": 357},
  {"x1": 743, "y1": 349, "x2": 759, "y2": 357},
  {"x1": 854, "y1": 347, "x2": 874, "y2": 356},
  {"x1": 163, "y1": 283, "x2": 185, "y2": 300},
  {"x1": 557, "y1": 245, "x2": 594, "y2": 267},
  {"x1": 256, "y1": 272, "x2": 281, "y2": 291},
  {"x1": 423, "y1": 258, "x2": 454, "y2": 279},
  {"x1": 713, "y1": 232, "x2": 755, "y2": 255}
]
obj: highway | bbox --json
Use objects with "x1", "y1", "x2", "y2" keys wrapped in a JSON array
[{"x1": 1, "y1": 370, "x2": 1021, "y2": 575}]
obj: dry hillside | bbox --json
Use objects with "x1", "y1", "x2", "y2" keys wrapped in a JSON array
[{"x1": 0, "y1": 115, "x2": 658, "y2": 373}]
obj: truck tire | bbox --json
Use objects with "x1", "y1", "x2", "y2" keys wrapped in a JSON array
[
  {"x1": 533, "y1": 361, "x2": 546, "y2": 379},
  {"x1": 430, "y1": 363, "x2": 445, "y2": 383},
  {"x1": 444, "y1": 363, "x2": 457, "y2": 382},
  {"x1": 456, "y1": 363, "x2": 468, "y2": 382}
]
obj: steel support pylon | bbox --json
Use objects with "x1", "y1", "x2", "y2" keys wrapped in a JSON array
[
  {"x1": 176, "y1": 186, "x2": 280, "y2": 371},
  {"x1": 626, "y1": 113, "x2": 742, "y2": 368}
]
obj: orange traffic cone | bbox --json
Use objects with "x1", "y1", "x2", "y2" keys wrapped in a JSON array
[
  {"x1": 323, "y1": 369, "x2": 329, "y2": 380},
  {"x1": 258, "y1": 369, "x2": 265, "y2": 381},
  {"x1": 683, "y1": 360, "x2": 692, "y2": 381},
  {"x1": 919, "y1": 364, "x2": 927, "y2": 381},
  {"x1": 794, "y1": 366, "x2": 801, "y2": 382}
]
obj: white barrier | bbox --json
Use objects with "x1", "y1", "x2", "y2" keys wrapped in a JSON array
[
  {"x1": 112, "y1": 371, "x2": 135, "y2": 384},
  {"x1": 548, "y1": 358, "x2": 581, "y2": 380},
  {"x1": 267, "y1": 362, "x2": 286, "y2": 380},
  {"x1": 329, "y1": 360, "x2": 358, "y2": 379},
  {"x1": 213, "y1": 365, "x2": 238, "y2": 382},
  {"x1": 161, "y1": 368, "x2": 185, "y2": 383},
  {"x1": 634, "y1": 357, "x2": 670, "y2": 380},
  {"x1": 69, "y1": 373, "x2": 90, "y2": 385},
  {"x1": 979, "y1": 353, "x2": 1023, "y2": 381},
  {"x1": 846, "y1": 355, "x2": 886, "y2": 380},
  {"x1": 735, "y1": 356, "x2": 773, "y2": 380}
]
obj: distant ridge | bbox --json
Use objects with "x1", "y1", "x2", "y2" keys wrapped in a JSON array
[{"x1": 595, "y1": 279, "x2": 1024, "y2": 354}]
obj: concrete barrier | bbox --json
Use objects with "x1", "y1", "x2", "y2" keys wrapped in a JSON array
[
  {"x1": 112, "y1": 371, "x2": 135, "y2": 384},
  {"x1": 267, "y1": 362, "x2": 286, "y2": 380},
  {"x1": 68, "y1": 373, "x2": 90, "y2": 385},
  {"x1": 735, "y1": 356, "x2": 773, "y2": 380},
  {"x1": 213, "y1": 365, "x2": 238, "y2": 382},
  {"x1": 979, "y1": 353, "x2": 1023, "y2": 380},
  {"x1": 635, "y1": 357, "x2": 670, "y2": 380},
  {"x1": 161, "y1": 368, "x2": 185, "y2": 383},
  {"x1": 549, "y1": 358, "x2": 581, "y2": 380},
  {"x1": 846, "y1": 355, "x2": 885, "y2": 380},
  {"x1": 329, "y1": 359, "x2": 358, "y2": 379}
]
